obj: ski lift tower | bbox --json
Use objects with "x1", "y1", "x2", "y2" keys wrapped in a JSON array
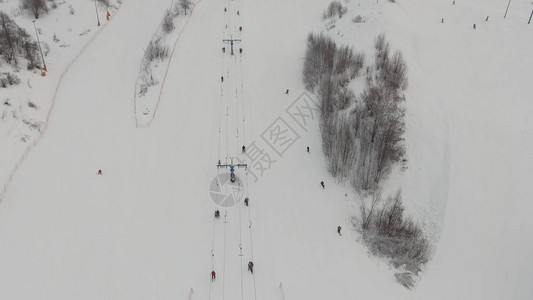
[
  {"x1": 217, "y1": 158, "x2": 247, "y2": 182},
  {"x1": 222, "y1": 36, "x2": 241, "y2": 55}
]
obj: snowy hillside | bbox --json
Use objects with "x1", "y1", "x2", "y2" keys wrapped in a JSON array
[
  {"x1": 1, "y1": 0, "x2": 120, "y2": 200},
  {"x1": 0, "y1": 0, "x2": 532, "y2": 299}
]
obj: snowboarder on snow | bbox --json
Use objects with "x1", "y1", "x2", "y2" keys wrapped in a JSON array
[
  {"x1": 321, "y1": 181, "x2": 325, "y2": 189},
  {"x1": 98, "y1": 169, "x2": 102, "y2": 175},
  {"x1": 248, "y1": 261, "x2": 254, "y2": 274},
  {"x1": 215, "y1": 210, "x2": 220, "y2": 218},
  {"x1": 244, "y1": 197, "x2": 249, "y2": 206},
  {"x1": 337, "y1": 226, "x2": 342, "y2": 235},
  {"x1": 211, "y1": 270, "x2": 216, "y2": 281}
]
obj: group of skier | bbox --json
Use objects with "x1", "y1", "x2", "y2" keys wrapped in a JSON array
[
  {"x1": 211, "y1": 261, "x2": 253, "y2": 281},
  {"x1": 212, "y1": 196, "x2": 254, "y2": 281}
]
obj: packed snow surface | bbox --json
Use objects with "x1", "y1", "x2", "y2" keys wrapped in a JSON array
[{"x1": 0, "y1": 0, "x2": 532, "y2": 299}]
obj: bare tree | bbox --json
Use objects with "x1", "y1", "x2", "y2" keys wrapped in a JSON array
[
  {"x1": 21, "y1": 0, "x2": 47, "y2": 19},
  {"x1": 323, "y1": 1, "x2": 348, "y2": 19},
  {"x1": 360, "y1": 189, "x2": 381, "y2": 230},
  {"x1": 179, "y1": 0, "x2": 192, "y2": 15},
  {"x1": 162, "y1": 9, "x2": 175, "y2": 33}
]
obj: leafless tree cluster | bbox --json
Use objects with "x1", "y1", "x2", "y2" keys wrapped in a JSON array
[
  {"x1": 303, "y1": 33, "x2": 363, "y2": 93},
  {"x1": 303, "y1": 31, "x2": 428, "y2": 287},
  {"x1": 361, "y1": 191, "x2": 430, "y2": 289},
  {"x1": 137, "y1": 38, "x2": 168, "y2": 96},
  {"x1": 162, "y1": 9, "x2": 176, "y2": 33},
  {"x1": 20, "y1": 0, "x2": 48, "y2": 19},
  {"x1": 322, "y1": 1, "x2": 348, "y2": 19},
  {"x1": 303, "y1": 33, "x2": 365, "y2": 178},
  {"x1": 0, "y1": 12, "x2": 40, "y2": 70},
  {"x1": 304, "y1": 32, "x2": 406, "y2": 190},
  {"x1": 352, "y1": 34, "x2": 407, "y2": 190},
  {"x1": 1, "y1": 72, "x2": 21, "y2": 88}
]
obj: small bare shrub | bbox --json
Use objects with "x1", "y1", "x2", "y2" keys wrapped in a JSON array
[
  {"x1": 162, "y1": 10, "x2": 175, "y2": 33},
  {"x1": 7, "y1": 72, "x2": 20, "y2": 85},
  {"x1": 179, "y1": 0, "x2": 192, "y2": 15},
  {"x1": 323, "y1": 1, "x2": 347, "y2": 19},
  {"x1": 1, "y1": 73, "x2": 21, "y2": 87},
  {"x1": 20, "y1": 0, "x2": 48, "y2": 19},
  {"x1": 27, "y1": 100, "x2": 37, "y2": 109},
  {"x1": 352, "y1": 15, "x2": 365, "y2": 23},
  {"x1": 146, "y1": 39, "x2": 169, "y2": 62}
]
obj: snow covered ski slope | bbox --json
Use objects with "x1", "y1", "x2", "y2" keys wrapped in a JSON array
[{"x1": 0, "y1": 0, "x2": 532, "y2": 299}]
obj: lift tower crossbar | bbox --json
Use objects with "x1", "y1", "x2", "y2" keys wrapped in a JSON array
[
  {"x1": 222, "y1": 37, "x2": 242, "y2": 55},
  {"x1": 217, "y1": 158, "x2": 247, "y2": 182}
]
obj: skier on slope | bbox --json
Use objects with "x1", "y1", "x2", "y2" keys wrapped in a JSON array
[
  {"x1": 215, "y1": 210, "x2": 220, "y2": 218},
  {"x1": 337, "y1": 226, "x2": 342, "y2": 235},
  {"x1": 285, "y1": 89, "x2": 289, "y2": 94},
  {"x1": 248, "y1": 261, "x2": 254, "y2": 274},
  {"x1": 242, "y1": 145, "x2": 246, "y2": 153},
  {"x1": 211, "y1": 270, "x2": 216, "y2": 281},
  {"x1": 321, "y1": 181, "x2": 325, "y2": 189},
  {"x1": 98, "y1": 169, "x2": 102, "y2": 175},
  {"x1": 221, "y1": 76, "x2": 224, "y2": 82},
  {"x1": 244, "y1": 197, "x2": 249, "y2": 206},
  {"x1": 307, "y1": 146, "x2": 310, "y2": 153}
]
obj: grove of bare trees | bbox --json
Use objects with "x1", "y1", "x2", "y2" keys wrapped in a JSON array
[
  {"x1": 0, "y1": 12, "x2": 40, "y2": 71},
  {"x1": 303, "y1": 30, "x2": 429, "y2": 288}
]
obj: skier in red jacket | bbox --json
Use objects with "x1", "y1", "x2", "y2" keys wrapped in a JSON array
[
  {"x1": 211, "y1": 270, "x2": 216, "y2": 281},
  {"x1": 248, "y1": 261, "x2": 254, "y2": 274}
]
